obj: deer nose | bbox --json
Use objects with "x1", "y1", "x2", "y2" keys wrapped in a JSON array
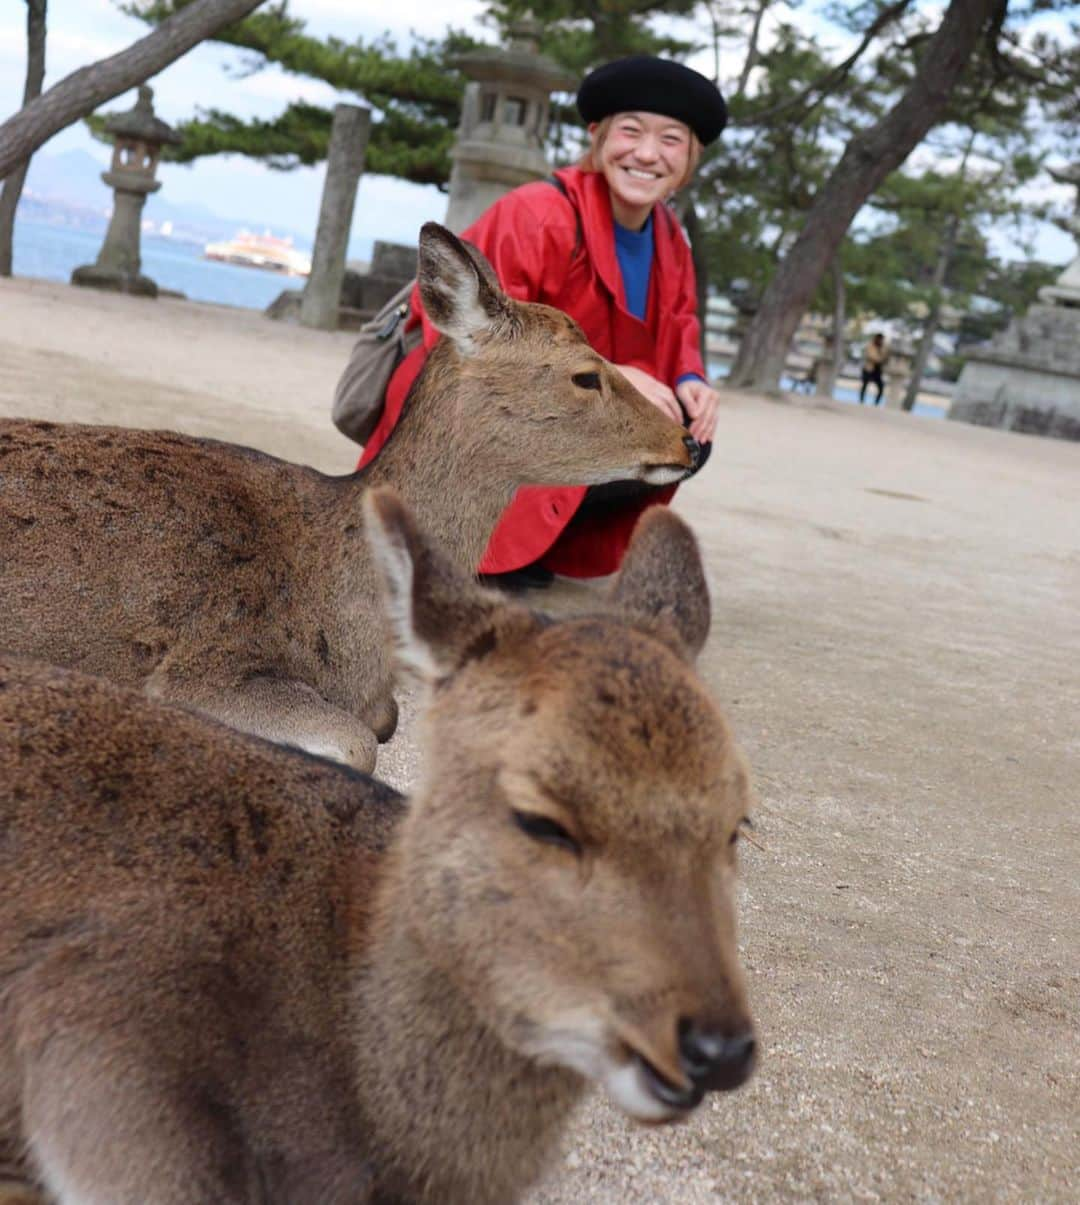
[
  {"x1": 678, "y1": 1019, "x2": 756, "y2": 1093},
  {"x1": 683, "y1": 434, "x2": 702, "y2": 471}
]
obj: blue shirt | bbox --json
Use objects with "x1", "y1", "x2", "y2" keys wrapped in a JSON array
[
  {"x1": 613, "y1": 213, "x2": 702, "y2": 391},
  {"x1": 613, "y1": 216, "x2": 653, "y2": 321}
]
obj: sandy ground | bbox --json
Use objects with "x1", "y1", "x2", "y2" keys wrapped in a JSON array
[{"x1": 1, "y1": 275, "x2": 1078, "y2": 1203}]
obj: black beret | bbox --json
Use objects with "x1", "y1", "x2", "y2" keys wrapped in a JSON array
[{"x1": 577, "y1": 56, "x2": 728, "y2": 146}]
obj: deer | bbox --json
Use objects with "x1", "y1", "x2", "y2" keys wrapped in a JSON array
[
  {"x1": 0, "y1": 488, "x2": 755, "y2": 1205},
  {"x1": 0, "y1": 222, "x2": 699, "y2": 774}
]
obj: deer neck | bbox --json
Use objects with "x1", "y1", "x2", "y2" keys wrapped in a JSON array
[
  {"x1": 358, "y1": 350, "x2": 522, "y2": 572},
  {"x1": 350, "y1": 853, "x2": 583, "y2": 1204}
]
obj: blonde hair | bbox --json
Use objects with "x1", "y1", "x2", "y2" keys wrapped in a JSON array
[{"x1": 577, "y1": 114, "x2": 702, "y2": 193}]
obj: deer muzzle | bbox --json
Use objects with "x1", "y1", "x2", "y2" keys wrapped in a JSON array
[
  {"x1": 639, "y1": 434, "x2": 702, "y2": 486},
  {"x1": 632, "y1": 1019, "x2": 755, "y2": 1113}
]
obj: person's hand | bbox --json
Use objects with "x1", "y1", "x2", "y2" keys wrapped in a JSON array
[
  {"x1": 675, "y1": 377, "x2": 722, "y2": 444},
  {"x1": 613, "y1": 364, "x2": 683, "y2": 426}
]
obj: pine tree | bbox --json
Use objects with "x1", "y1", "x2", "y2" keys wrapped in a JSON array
[
  {"x1": 120, "y1": 0, "x2": 700, "y2": 184},
  {"x1": 0, "y1": 0, "x2": 266, "y2": 180},
  {"x1": 726, "y1": 0, "x2": 1080, "y2": 393}
]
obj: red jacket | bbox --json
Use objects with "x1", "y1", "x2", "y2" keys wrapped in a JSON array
[{"x1": 359, "y1": 166, "x2": 707, "y2": 578}]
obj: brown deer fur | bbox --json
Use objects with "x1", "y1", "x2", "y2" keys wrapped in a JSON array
[
  {"x1": 0, "y1": 223, "x2": 697, "y2": 773},
  {"x1": 0, "y1": 491, "x2": 754, "y2": 1205}
]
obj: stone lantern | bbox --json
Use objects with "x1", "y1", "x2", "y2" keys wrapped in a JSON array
[
  {"x1": 882, "y1": 336, "x2": 914, "y2": 408},
  {"x1": 949, "y1": 163, "x2": 1080, "y2": 439},
  {"x1": 444, "y1": 16, "x2": 577, "y2": 233},
  {"x1": 72, "y1": 85, "x2": 181, "y2": 298}
]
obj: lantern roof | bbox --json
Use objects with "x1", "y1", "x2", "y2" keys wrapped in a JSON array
[
  {"x1": 449, "y1": 17, "x2": 576, "y2": 93},
  {"x1": 104, "y1": 85, "x2": 182, "y2": 146}
]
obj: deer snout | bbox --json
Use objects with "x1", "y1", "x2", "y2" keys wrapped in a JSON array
[{"x1": 678, "y1": 1018, "x2": 756, "y2": 1093}]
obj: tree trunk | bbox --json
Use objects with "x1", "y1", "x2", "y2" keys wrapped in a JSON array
[
  {"x1": 0, "y1": 0, "x2": 47, "y2": 277},
  {"x1": 819, "y1": 251, "x2": 845, "y2": 398},
  {"x1": 0, "y1": 0, "x2": 266, "y2": 180},
  {"x1": 902, "y1": 127, "x2": 974, "y2": 411},
  {"x1": 680, "y1": 198, "x2": 710, "y2": 362},
  {"x1": 902, "y1": 211, "x2": 960, "y2": 411},
  {"x1": 728, "y1": 0, "x2": 1000, "y2": 394}
]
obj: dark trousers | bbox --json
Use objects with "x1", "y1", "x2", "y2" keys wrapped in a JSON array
[{"x1": 860, "y1": 367, "x2": 884, "y2": 405}]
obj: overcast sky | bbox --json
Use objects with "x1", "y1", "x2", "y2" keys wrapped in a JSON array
[{"x1": 1, "y1": 0, "x2": 1074, "y2": 263}]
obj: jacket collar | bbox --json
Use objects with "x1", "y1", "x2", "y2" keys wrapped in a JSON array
[{"x1": 554, "y1": 166, "x2": 679, "y2": 325}]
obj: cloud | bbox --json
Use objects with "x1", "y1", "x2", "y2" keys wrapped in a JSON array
[
  {"x1": 234, "y1": 68, "x2": 342, "y2": 107},
  {"x1": 297, "y1": 0, "x2": 490, "y2": 40}
]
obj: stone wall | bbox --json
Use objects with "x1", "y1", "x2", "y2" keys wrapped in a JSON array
[
  {"x1": 266, "y1": 239, "x2": 416, "y2": 330},
  {"x1": 949, "y1": 303, "x2": 1080, "y2": 442}
]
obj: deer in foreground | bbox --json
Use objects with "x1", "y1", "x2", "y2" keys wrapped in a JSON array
[
  {"x1": 0, "y1": 223, "x2": 699, "y2": 774},
  {"x1": 0, "y1": 489, "x2": 755, "y2": 1205}
]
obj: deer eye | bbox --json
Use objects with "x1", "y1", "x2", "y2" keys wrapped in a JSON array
[
  {"x1": 572, "y1": 372, "x2": 602, "y2": 391},
  {"x1": 512, "y1": 810, "x2": 581, "y2": 855}
]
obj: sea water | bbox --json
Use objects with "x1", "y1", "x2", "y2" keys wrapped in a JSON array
[{"x1": 13, "y1": 219, "x2": 295, "y2": 311}]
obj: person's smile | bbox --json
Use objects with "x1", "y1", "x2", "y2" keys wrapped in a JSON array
[{"x1": 597, "y1": 111, "x2": 691, "y2": 228}]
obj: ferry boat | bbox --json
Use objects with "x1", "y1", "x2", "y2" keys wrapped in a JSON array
[{"x1": 204, "y1": 230, "x2": 312, "y2": 276}]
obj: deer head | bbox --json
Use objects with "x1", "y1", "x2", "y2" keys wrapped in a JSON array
[
  {"x1": 364, "y1": 487, "x2": 755, "y2": 1123},
  {"x1": 413, "y1": 223, "x2": 701, "y2": 488}
]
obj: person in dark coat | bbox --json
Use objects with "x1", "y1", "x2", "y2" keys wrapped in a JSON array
[{"x1": 359, "y1": 56, "x2": 728, "y2": 584}]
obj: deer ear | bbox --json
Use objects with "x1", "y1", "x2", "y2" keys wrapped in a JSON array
[
  {"x1": 609, "y1": 507, "x2": 711, "y2": 660},
  {"x1": 460, "y1": 239, "x2": 502, "y2": 293},
  {"x1": 363, "y1": 486, "x2": 508, "y2": 681},
  {"x1": 417, "y1": 222, "x2": 515, "y2": 350}
]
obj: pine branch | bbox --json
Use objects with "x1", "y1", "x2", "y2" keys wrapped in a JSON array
[
  {"x1": 0, "y1": 0, "x2": 267, "y2": 179},
  {"x1": 741, "y1": 0, "x2": 917, "y2": 126},
  {"x1": 147, "y1": 102, "x2": 454, "y2": 185},
  {"x1": 124, "y1": 0, "x2": 463, "y2": 116}
]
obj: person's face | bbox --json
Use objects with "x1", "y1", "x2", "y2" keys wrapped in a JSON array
[{"x1": 593, "y1": 112, "x2": 692, "y2": 228}]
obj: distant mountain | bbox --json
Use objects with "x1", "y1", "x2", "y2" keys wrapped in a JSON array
[
  {"x1": 22, "y1": 149, "x2": 314, "y2": 249},
  {"x1": 20, "y1": 148, "x2": 384, "y2": 266},
  {"x1": 25, "y1": 149, "x2": 112, "y2": 211}
]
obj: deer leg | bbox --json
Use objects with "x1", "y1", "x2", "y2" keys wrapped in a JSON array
[
  {"x1": 23, "y1": 1074, "x2": 247, "y2": 1204},
  {"x1": 18, "y1": 1031, "x2": 251, "y2": 1205},
  {"x1": 148, "y1": 673, "x2": 379, "y2": 772},
  {"x1": 13, "y1": 940, "x2": 259, "y2": 1205}
]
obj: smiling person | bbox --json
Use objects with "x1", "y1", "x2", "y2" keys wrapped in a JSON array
[{"x1": 359, "y1": 56, "x2": 728, "y2": 587}]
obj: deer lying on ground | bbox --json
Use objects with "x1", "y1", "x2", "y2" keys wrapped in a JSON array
[
  {"x1": 0, "y1": 222, "x2": 698, "y2": 773},
  {"x1": 0, "y1": 489, "x2": 755, "y2": 1205}
]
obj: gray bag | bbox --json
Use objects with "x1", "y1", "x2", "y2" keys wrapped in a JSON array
[
  {"x1": 334, "y1": 177, "x2": 581, "y2": 446},
  {"x1": 331, "y1": 279, "x2": 422, "y2": 445}
]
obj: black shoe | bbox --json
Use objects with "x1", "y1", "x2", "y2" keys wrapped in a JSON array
[{"x1": 478, "y1": 563, "x2": 555, "y2": 593}]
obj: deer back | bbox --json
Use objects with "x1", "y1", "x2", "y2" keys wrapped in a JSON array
[
  {"x1": 0, "y1": 654, "x2": 403, "y2": 1202},
  {"x1": 0, "y1": 420, "x2": 332, "y2": 683}
]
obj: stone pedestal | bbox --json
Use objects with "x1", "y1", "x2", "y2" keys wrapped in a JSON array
[
  {"x1": 883, "y1": 341, "x2": 914, "y2": 410},
  {"x1": 265, "y1": 240, "x2": 415, "y2": 330},
  {"x1": 72, "y1": 170, "x2": 159, "y2": 297},
  {"x1": 340, "y1": 241, "x2": 416, "y2": 315},
  {"x1": 951, "y1": 169, "x2": 1080, "y2": 441},
  {"x1": 948, "y1": 303, "x2": 1080, "y2": 440}
]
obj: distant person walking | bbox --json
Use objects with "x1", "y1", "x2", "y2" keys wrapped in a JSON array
[{"x1": 859, "y1": 333, "x2": 888, "y2": 405}]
